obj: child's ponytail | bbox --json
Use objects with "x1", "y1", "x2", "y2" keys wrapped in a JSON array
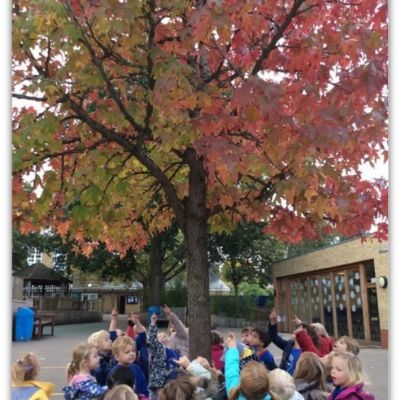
[
  {"x1": 12, "y1": 352, "x2": 40, "y2": 383},
  {"x1": 66, "y1": 360, "x2": 79, "y2": 382}
]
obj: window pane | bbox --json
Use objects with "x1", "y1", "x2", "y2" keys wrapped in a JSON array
[
  {"x1": 290, "y1": 280, "x2": 299, "y2": 317},
  {"x1": 368, "y1": 287, "x2": 381, "y2": 342},
  {"x1": 299, "y1": 278, "x2": 309, "y2": 322},
  {"x1": 364, "y1": 260, "x2": 376, "y2": 284},
  {"x1": 310, "y1": 277, "x2": 321, "y2": 323},
  {"x1": 334, "y1": 272, "x2": 348, "y2": 336},
  {"x1": 349, "y1": 269, "x2": 364, "y2": 340},
  {"x1": 321, "y1": 276, "x2": 333, "y2": 335}
]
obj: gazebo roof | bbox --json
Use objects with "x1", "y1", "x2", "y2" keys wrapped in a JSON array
[{"x1": 13, "y1": 262, "x2": 72, "y2": 283}]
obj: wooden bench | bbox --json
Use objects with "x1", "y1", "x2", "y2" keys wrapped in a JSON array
[
  {"x1": 158, "y1": 307, "x2": 187, "y2": 325},
  {"x1": 33, "y1": 314, "x2": 55, "y2": 339}
]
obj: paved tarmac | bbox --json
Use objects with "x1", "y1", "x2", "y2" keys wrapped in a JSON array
[{"x1": 11, "y1": 317, "x2": 389, "y2": 399}]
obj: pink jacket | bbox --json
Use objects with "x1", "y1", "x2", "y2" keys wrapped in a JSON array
[{"x1": 328, "y1": 384, "x2": 375, "y2": 400}]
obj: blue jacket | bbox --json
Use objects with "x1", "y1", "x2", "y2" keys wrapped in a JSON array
[
  {"x1": 268, "y1": 322, "x2": 302, "y2": 374},
  {"x1": 107, "y1": 331, "x2": 149, "y2": 381},
  {"x1": 225, "y1": 347, "x2": 272, "y2": 400},
  {"x1": 90, "y1": 350, "x2": 116, "y2": 386},
  {"x1": 107, "y1": 364, "x2": 149, "y2": 397},
  {"x1": 257, "y1": 347, "x2": 277, "y2": 371},
  {"x1": 62, "y1": 378, "x2": 107, "y2": 400}
]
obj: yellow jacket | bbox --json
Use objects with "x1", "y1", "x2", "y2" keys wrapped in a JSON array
[{"x1": 12, "y1": 380, "x2": 54, "y2": 400}]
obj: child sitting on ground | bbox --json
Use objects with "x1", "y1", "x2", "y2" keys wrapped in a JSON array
[
  {"x1": 174, "y1": 355, "x2": 221, "y2": 399},
  {"x1": 107, "y1": 336, "x2": 149, "y2": 399},
  {"x1": 147, "y1": 313, "x2": 181, "y2": 400},
  {"x1": 104, "y1": 384, "x2": 138, "y2": 400},
  {"x1": 250, "y1": 327, "x2": 277, "y2": 371},
  {"x1": 211, "y1": 330, "x2": 225, "y2": 372},
  {"x1": 224, "y1": 332, "x2": 276, "y2": 400},
  {"x1": 328, "y1": 352, "x2": 374, "y2": 400},
  {"x1": 107, "y1": 312, "x2": 149, "y2": 381},
  {"x1": 293, "y1": 351, "x2": 330, "y2": 400},
  {"x1": 164, "y1": 304, "x2": 190, "y2": 357},
  {"x1": 107, "y1": 365, "x2": 136, "y2": 390},
  {"x1": 268, "y1": 368, "x2": 304, "y2": 400},
  {"x1": 240, "y1": 327, "x2": 253, "y2": 346},
  {"x1": 158, "y1": 375, "x2": 196, "y2": 400},
  {"x1": 63, "y1": 342, "x2": 107, "y2": 400},
  {"x1": 268, "y1": 309, "x2": 302, "y2": 375},
  {"x1": 321, "y1": 336, "x2": 361, "y2": 387},
  {"x1": 88, "y1": 330, "x2": 115, "y2": 386},
  {"x1": 11, "y1": 352, "x2": 54, "y2": 400}
]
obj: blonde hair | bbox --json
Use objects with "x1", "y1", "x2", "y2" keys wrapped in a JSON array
[
  {"x1": 88, "y1": 330, "x2": 110, "y2": 347},
  {"x1": 269, "y1": 368, "x2": 296, "y2": 400},
  {"x1": 331, "y1": 352, "x2": 366, "y2": 387},
  {"x1": 311, "y1": 322, "x2": 329, "y2": 337},
  {"x1": 12, "y1": 352, "x2": 40, "y2": 384},
  {"x1": 338, "y1": 336, "x2": 360, "y2": 355},
  {"x1": 104, "y1": 384, "x2": 138, "y2": 400},
  {"x1": 294, "y1": 352, "x2": 328, "y2": 391},
  {"x1": 228, "y1": 361, "x2": 271, "y2": 400},
  {"x1": 112, "y1": 335, "x2": 136, "y2": 356},
  {"x1": 67, "y1": 342, "x2": 96, "y2": 380},
  {"x1": 158, "y1": 375, "x2": 196, "y2": 400}
]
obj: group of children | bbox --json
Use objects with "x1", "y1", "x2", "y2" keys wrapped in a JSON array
[{"x1": 11, "y1": 306, "x2": 376, "y2": 400}]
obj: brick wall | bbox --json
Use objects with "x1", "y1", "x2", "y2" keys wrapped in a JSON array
[{"x1": 380, "y1": 329, "x2": 388, "y2": 349}]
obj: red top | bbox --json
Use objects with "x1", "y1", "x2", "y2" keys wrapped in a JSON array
[
  {"x1": 211, "y1": 343, "x2": 225, "y2": 371},
  {"x1": 296, "y1": 330, "x2": 332, "y2": 357}
]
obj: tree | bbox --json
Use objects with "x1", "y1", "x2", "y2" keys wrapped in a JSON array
[
  {"x1": 286, "y1": 233, "x2": 346, "y2": 258},
  {"x1": 13, "y1": 225, "x2": 186, "y2": 306},
  {"x1": 12, "y1": 0, "x2": 387, "y2": 358},
  {"x1": 12, "y1": 229, "x2": 46, "y2": 271},
  {"x1": 212, "y1": 222, "x2": 285, "y2": 315}
]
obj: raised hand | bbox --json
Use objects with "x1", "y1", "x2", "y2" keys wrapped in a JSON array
[
  {"x1": 224, "y1": 332, "x2": 237, "y2": 349},
  {"x1": 292, "y1": 315, "x2": 302, "y2": 326},
  {"x1": 163, "y1": 304, "x2": 172, "y2": 318},
  {"x1": 269, "y1": 309, "x2": 278, "y2": 324},
  {"x1": 173, "y1": 356, "x2": 190, "y2": 369},
  {"x1": 132, "y1": 314, "x2": 141, "y2": 324},
  {"x1": 150, "y1": 313, "x2": 158, "y2": 326},
  {"x1": 111, "y1": 308, "x2": 119, "y2": 320},
  {"x1": 293, "y1": 325, "x2": 305, "y2": 335}
]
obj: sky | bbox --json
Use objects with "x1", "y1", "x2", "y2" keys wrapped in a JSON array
[{"x1": 2, "y1": 2, "x2": 398, "y2": 399}]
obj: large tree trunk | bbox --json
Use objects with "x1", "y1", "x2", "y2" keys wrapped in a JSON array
[
  {"x1": 184, "y1": 149, "x2": 211, "y2": 360},
  {"x1": 148, "y1": 234, "x2": 165, "y2": 307}
]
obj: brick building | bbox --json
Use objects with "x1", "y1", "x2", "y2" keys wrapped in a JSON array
[{"x1": 272, "y1": 237, "x2": 388, "y2": 348}]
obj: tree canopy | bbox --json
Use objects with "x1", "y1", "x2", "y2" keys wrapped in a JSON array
[{"x1": 12, "y1": 0, "x2": 388, "y2": 357}]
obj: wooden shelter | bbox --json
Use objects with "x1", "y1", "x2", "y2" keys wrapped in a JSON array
[{"x1": 13, "y1": 262, "x2": 72, "y2": 299}]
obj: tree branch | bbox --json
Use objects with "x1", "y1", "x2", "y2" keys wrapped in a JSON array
[
  {"x1": 65, "y1": 95, "x2": 186, "y2": 228},
  {"x1": 251, "y1": 0, "x2": 306, "y2": 76}
]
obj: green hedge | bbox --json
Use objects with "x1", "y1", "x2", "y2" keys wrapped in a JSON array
[{"x1": 160, "y1": 290, "x2": 274, "y2": 319}]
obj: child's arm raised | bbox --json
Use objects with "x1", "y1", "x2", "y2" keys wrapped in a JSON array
[
  {"x1": 109, "y1": 308, "x2": 119, "y2": 342},
  {"x1": 295, "y1": 326, "x2": 324, "y2": 357},
  {"x1": 224, "y1": 333, "x2": 240, "y2": 397},
  {"x1": 164, "y1": 304, "x2": 188, "y2": 340},
  {"x1": 268, "y1": 309, "x2": 289, "y2": 350},
  {"x1": 133, "y1": 315, "x2": 147, "y2": 352}
]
